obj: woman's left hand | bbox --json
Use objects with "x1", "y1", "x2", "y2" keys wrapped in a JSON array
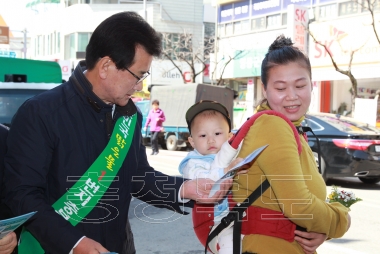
[{"x1": 294, "y1": 230, "x2": 327, "y2": 254}]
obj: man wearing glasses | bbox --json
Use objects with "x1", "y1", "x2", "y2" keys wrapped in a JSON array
[{"x1": 3, "y1": 12, "x2": 232, "y2": 254}]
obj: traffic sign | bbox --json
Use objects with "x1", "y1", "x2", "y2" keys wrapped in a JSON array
[{"x1": 0, "y1": 50, "x2": 16, "y2": 58}]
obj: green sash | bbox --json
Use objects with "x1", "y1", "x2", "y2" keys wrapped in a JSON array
[{"x1": 19, "y1": 114, "x2": 137, "y2": 253}]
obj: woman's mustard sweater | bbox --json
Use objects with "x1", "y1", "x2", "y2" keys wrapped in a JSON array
[{"x1": 232, "y1": 114, "x2": 349, "y2": 254}]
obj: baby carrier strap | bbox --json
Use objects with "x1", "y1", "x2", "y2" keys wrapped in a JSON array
[
  {"x1": 229, "y1": 110, "x2": 302, "y2": 154},
  {"x1": 204, "y1": 110, "x2": 304, "y2": 254}
]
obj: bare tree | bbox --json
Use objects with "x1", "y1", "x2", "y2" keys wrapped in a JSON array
[
  {"x1": 160, "y1": 31, "x2": 214, "y2": 84},
  {"x1": 353, "y1": 0, "x2": 380, "y2": 44},
  {"x1": 308, "y1": 29, "x2": 367, "y2": 116},
  {"x1": 211, "y1": 50, "x2": 244, "y2": 86}
]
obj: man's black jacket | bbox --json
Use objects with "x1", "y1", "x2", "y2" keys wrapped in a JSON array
[{"x1": 4, "y1": 62, "x2": 189, "y2": 254}]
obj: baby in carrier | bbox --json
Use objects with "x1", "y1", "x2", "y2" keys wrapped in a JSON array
[{"x1": 178, "y1": 100, "x2": 246, "y2": 253}]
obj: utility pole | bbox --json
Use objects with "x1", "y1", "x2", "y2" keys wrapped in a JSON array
[
  {"x1": 143, "y1": 0, "x2": 147, "y2": 21},
  {"x1": 23, "y1": 28, "x2": 27, "y2": 59}
]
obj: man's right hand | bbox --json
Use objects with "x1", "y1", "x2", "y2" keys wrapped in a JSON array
[
  {"x1": 73, "y1": 237, "x2": 109, "y2": 254},
  {"x1": 0, "y1": 232, "x2": 17, "y2": 254},
  {"x1": 180, "y1": 178, "x2": 233, "y2": 204}
]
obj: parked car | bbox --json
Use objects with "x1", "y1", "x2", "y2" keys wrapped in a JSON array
[{"x1": 303, "y1": 112, "x2": 380, "y2": 184}]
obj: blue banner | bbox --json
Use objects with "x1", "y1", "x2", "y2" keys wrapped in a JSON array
[
  {"x1": 219, "y1": 4, "x2": 234, "y2": 23},
  {"x1": 234, "y1": 0, "x2": 251, "y2": 20}
]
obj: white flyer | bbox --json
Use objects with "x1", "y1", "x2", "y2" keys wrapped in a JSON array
[
  {"x1": 208, "y1": 144, "x2": 269, "y2": 197},
  {"x1": 0, "y1": 211, "x2": 37, "y2": 239}
]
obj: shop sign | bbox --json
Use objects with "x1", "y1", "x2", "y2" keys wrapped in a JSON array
[
  {"x1": 58, "y1": 60, "x2": 71, "y2": 82},
  {"x1": 233, "y1": 48, "x2": 267, "y2": 78},
  {"x1": 309, "y1": 17, "x2": 380, "y2": 67},
  {"x1": 287, "y1": 4, "x2": 309, "y2": 53},
  {"x1": 0, "y1": 50, "x2": 15, "y2": 58},
  {"x1": 219, "y1": 4, "x2": 234, "y2": 23},
  {"x1": 246, "y1": 79, "x2": 254, "y2": 102},
  {"x1": 0, "y1": 26, "x2": 9, "y2": 44},
  {"x1": 151, "y1": 60, "x2": 203, "y2": 85}
]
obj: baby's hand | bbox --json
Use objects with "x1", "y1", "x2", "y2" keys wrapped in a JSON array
[{"x1": 224, "y1": 157, "x2": 247, "y2": 174}]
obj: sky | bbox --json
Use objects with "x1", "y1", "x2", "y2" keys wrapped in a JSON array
[{"x1": 0, "y1": 0, "x2": 37, "y2": 34}]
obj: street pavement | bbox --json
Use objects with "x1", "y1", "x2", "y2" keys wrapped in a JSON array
[
  {"x1": 128, "y1": 147, "x2": 204, "y2": 253},
  {"x1": 129, "y1": 147, "x2": 380, "y2": 254}
]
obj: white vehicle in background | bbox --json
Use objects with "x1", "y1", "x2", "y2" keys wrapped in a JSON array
[{"x1": 0, "y1": 82, "x2": 61, "y2": 127}]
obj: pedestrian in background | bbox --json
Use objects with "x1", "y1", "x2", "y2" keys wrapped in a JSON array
[{"x1": 144, "y1": 100, "x2": 165, "y2": 155}]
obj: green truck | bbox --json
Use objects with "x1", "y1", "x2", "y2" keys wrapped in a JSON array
[{"x1": 0, "y1": 58, "x2": 62, "y2": 126}]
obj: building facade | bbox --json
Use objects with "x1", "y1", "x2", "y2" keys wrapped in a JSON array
[
  {"x1": 27, "y1": 0, "x2": 209, "y2": 95},
  {"x1": 214, "y1": 0, "x2": 380, "y2": 127}
]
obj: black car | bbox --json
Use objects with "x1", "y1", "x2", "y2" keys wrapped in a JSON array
[{"x1": 303, "y1": 112, "x2": 380, "y2": 184}]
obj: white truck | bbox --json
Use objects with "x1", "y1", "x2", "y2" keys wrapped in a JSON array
[{"x1": 138, "y1": 83, "x2": 236, "y2": 151}]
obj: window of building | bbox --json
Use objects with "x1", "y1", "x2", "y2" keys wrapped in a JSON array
[
  {"x1": 218, "y1": 24, "x2": 225, "y2": 37},
  {"x1": 92, "y1": 0, "x2": 118, "y2": 3},
  {"x1": 57, "y1": 32, "x2": 60, "y2": 53},
  {"x1": 47, "y1": 34, "x2": 51, "y2": 55},
  {"x1": 67, "y1": 0, "x2": 79, "y2": 6},
  {"x1": 282, "y1": 13, "x2": 287, "y2": 26},
  {"x1": 252, "y1": 17, "x2": 265, "y2": 31},
  {"x1": 319, "y1": 4, "x2": 337, "y2": 19},
  {"x1": 53, "y1": 32, "x2": 56, "y2": 54},
  {"x1": 267, "y1": 14, "x2": 282, "y2": 28},
  {"x1": 35, "y1": 38, "x2": 37, "y2": 56},
  {"x1": 64, "y1": 33, "x2": 76, "y2": 59},
  {"x1": 225, "y1": 23, "x2": 233, "y2": 35},
  {"x1": 40, "y1": 35, "x2": 45, "y2": 56},
  {"x1": 70, "y1": 34, "x2": 75, "y2": 58},
  {"x1": 362, "y1": 0, "x2": 380, "y2": 12},
  {"x1": 339, "y1": 1, "x2": 359, "y2": 16},
  {"x1": 241, "y1": 19, "x2": 250, "y2": 32},
  {"x1": 234, "y1": 21, "x2": 241, "y2": 34},
  {"x1": 78, "y1": 33, "x2": 91, "y2": 52},
  {"x1": 39, "y1": 35, "x2": 43, "y2": 56}
]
